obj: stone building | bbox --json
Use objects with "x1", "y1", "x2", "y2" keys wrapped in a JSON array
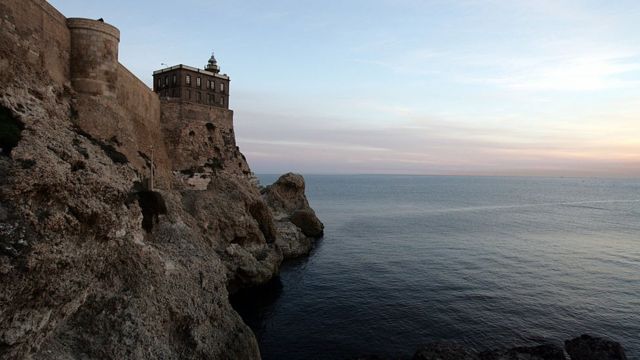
[{"x1": 152, "y1": 53, "x2": 230, "y2": 109}]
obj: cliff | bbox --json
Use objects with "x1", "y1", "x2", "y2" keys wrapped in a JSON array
[{"x1": 0, "y1": 1, "x2": 322, "y2": 359}]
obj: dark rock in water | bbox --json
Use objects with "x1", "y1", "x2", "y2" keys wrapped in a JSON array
[
  {"x1": 413, "y1": 342, "x2": 479, "y2": 360},
  {"x1": 480, "y1": 344, "x2": 566, "y2": 360},
  {"x1": 354, "y1": 335, "x2": 627, "y2": 360},
  {"x1": 290, "y1": 208, "x2": 324, "y2": 237},
  {"x1": 565, "y1": 334, "x2": 627, "y2": 360}
]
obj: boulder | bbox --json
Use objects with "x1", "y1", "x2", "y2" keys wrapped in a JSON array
[
  {"x1": 290, "y1": 208, "x2": 324, "y2": 237},
  {"x1": 565, "y1": 335, "x2": 627, "y2": 360},
  {"x1": 262, "y1": 173, "x2": 324, "y2": 259},
  {"x1": 262, "y1": 172, "x2": 309, "y2": 213}
]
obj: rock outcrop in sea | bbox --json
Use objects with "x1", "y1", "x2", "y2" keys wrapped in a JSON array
[
  {"x1": 0, "y1": 1, "x2": 323, "y2": 358},
  {"x1": 356, "y1": 334, "x2": 627, "y2": 360},
  {"x1": 262, "y1": 172, "x2": 325, "y2": 258}
]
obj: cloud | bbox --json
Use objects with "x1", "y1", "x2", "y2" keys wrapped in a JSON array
[
  {"x1": 465, "y1": 52, "x2": 640, "y2": 91},
  {"x1": 361, "y1": 44, "x2": 640, "y2": 92},
  {"x1": 234, "y1": 102, "x2": 640, "y2": 176}
]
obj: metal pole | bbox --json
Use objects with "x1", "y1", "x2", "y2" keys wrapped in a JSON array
[{"x1": 150, "y1": 145, "x2": 154, "y2": 191}]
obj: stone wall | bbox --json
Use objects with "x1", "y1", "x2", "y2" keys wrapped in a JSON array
[
  {"x1": 117, "y1": 65, "x2": 161, "y2": 128},
  {"x1": 72, "y1": 93, "x2": 172, "y2": 190},
  {"x1": 0, "y1": 0, "x2": 71, "y2": 85}
]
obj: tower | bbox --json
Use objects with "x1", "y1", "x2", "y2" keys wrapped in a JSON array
[
  {"x1": 67, "y1": 18, "x2": 120, "y2": 97},
  {"x1": 205, "y1": 52, "x2": 220, "y2": 74}
]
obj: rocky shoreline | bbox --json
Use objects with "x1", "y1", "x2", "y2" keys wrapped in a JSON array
[{"x1": 354, "y1": 334, "x2": 627, "y2": 360}]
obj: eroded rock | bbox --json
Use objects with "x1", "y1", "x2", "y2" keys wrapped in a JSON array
[{"x1": 262, "y1": 173, "x2": 324, "y2": 258}]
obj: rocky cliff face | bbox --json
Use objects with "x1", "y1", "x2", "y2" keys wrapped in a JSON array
[
  {"x1": 262, "y1": 173, "x2": 324, "y2": 259},
  {"x1": 0, "y1": 3, "x2": 323, "y2": 359}
]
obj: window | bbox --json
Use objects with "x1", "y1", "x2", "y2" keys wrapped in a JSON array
[
  {"x1": 219, "y1": 96, "x2": 224, "y2": 105},
  {"x1": 187, "y1": 89, "x2": 191, "y2": 100},
  {"x1": 206, "y1": 80, "x2": 211, "y2": 89},
  {"x1": 186, "y1": 75, "x2": 191, "y2": 86},
  {"x1": 164, "y1": 76, "x2": 168, "y2": 86},
  {"x1": 197, "y1": 92, "x2": 202, "y2": 102},
  {"x1": 220, "y1": 83, "x2": 225, "y2": 92},
  {"x1": 196, "y1": 77, "x2": 201, "y2": 87},
  {"x1": 172, "y1": 74, "x2": 177, "y2": 85},
  {"x1": 156, "y1": 78, "x2": 161, "y2": 89}
]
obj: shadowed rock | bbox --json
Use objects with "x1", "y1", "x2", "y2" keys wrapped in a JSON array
[
  {"x1": 137, "y1": 191, "x2": 167, "y2": 232},
  {"x1": 480, "y1": 344, "x2": 566, "y2": 360},
  {"x1": 0, "y1": 106, "x2": 23, "y2": 156},
  {"x1": 290, "y1": 208, "x2": 324, "y2": 237},
  {"x1": 565, "y1": 335, "x2": 627, "y2": 360},
  {"x1": 413, "y1": 342, "x2": 479, "y2": 360}
]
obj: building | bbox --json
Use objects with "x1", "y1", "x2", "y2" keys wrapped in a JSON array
[{"x1": 152, "y1": 53, "x2": 230, "y2": 109}]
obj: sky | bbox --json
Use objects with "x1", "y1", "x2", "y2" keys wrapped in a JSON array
[{"x1": 50, "y1": 0, "x2": 640, "y2": 177}]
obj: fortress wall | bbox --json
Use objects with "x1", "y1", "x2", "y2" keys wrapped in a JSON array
[
  {"x1": 113, "y1": 64, "x2": 172, "y2": 188},
  {"x1": 116, "y1": 64, "x2": 161, "y2": 131},
  {"x1": 72, "y1": 91, "x2": 173, "y2": 190},
  {"x1": 72, "y1": 65, "x2": 172, "y2": 189},
  {"x1": 1, "y1": 0, "x2": 71, "y2": 85}
]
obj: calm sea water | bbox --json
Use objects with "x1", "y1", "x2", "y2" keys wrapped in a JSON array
[{"x1": 233, "y1": 175, "x2": 640, "y2": 359}]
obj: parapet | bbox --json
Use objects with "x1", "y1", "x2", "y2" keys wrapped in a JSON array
[{"x1": 67, "y1": 18, "x2": 120, "y2": 97}]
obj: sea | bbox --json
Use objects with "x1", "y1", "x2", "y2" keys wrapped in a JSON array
[{"x1": 232, "y1": 175, "x2": 640, "y2": 359}]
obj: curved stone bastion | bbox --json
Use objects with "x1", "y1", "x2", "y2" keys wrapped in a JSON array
[{"x1": 67, "y1": 18, "x2": 120, "y2": 97}]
